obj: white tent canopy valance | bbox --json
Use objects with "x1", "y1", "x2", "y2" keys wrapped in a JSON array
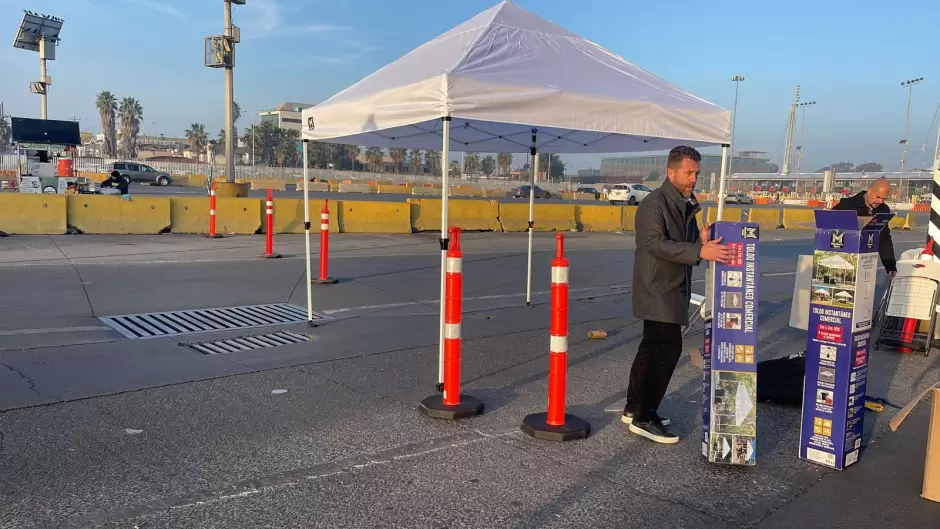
[{"x1": 301, "y1": 1, "x2": 730, "y2": 153}]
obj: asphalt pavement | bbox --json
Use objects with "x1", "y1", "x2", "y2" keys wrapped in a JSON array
[{"x1": 0, "y1": 229, "x2": 937, "y2": 528}]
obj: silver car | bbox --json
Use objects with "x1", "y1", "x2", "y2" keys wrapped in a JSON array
[{"x1": 106, "y1": 162, "x2": 173, "y2": 186}]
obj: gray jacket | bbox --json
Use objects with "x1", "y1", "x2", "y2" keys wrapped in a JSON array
[{"x1": 632, "y1": 180, "x2": 703, "y2": 325}]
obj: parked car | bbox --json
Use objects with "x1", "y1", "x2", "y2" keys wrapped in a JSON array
[
  {"x1": 725, "y1": 193, "x2": 753, "y2": 204},
  {"x1": 511, "y1": 185, "x2": 552, "y2": 199},
  {"x1": 608, "y1": 183, "x2": 652, "y2": 205},
  {"x1": 576, "y1": 186, "x2": 601, "y2": 199},
  {"x1": 104, "y1": 161, "x2": 173, "y2": 186}
]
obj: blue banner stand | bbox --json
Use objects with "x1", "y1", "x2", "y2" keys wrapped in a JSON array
[
  {"x1": 702, "y1": 221, "x2": 760, "y2": 466},
  {"x1": 799, "y1": 210, "x2": 894, "y2": 470}
]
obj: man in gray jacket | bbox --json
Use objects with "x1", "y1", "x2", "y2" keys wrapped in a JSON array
[{"x1": 623, "y1": 146, "x2": 731, "y2": 444}]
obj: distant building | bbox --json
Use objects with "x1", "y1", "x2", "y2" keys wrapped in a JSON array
[
  {"x1": 259, "y1": 102, "x2": 315, "y2": 131},
  {"x1": 577, "y1": 168, "x2": 601, "y2": 178},
  {"x1": 600, "y1": 151, "x2": 777, "y2": 181}
]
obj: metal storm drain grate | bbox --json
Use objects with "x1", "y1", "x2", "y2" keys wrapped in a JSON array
[
  {"x1": 100, "y1": 303, "x2": 325, "y2": 339},
  {"x1": 182, "y1": 330, "x2": 311, "y2": 355}
]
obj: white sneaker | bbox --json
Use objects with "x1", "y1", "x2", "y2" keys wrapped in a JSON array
[{"x1": 621, "y1": 412, "x2": 671, "y2": 427}]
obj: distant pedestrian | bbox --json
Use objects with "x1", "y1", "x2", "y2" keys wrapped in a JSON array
[
  {"x1": 100, "y1": 170, "x2": 129, "y2": 196},
  {"x1": 625, "y1": 146, "x2": 731, "y2": 444}
]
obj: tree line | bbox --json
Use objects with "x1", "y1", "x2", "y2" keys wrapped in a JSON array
[{"x1": 815, "y1": 162, "x2": 883, "y2": 173}]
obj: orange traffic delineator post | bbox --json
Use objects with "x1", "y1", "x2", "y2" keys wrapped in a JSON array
[
  {"x1": 419, "y1": 227, "x2": 484, "y2": 420},
  {"x1": 259, "y1": 189, "x2": 282, "y2": 259},
  {"x1": 205, "y1": 181, "x2": 223, "y2": 239},
  {"x1": 521, "y1": 233, "x2": 591, "y2": 442},
  {"x1": 313, "y1": 200, "x2": 337, "y2": 284},
  {"x1": 898, "y1": 238, "x2": 935, "y2": 352}
]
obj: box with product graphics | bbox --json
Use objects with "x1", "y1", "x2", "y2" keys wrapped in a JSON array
[
  {"x1": 702, "y1": 221, "x2": 760, "y2": 465},
  {"x1": 799, "y1": 209, "x2": 893, "y2": 470}
]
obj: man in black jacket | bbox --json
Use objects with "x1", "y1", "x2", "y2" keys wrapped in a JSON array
[
  {"x1": 100, "y1": 170, "x2": 130, "y2": 196},
  {"x1": 831, "y1": 178, "x2": 897, "y2": 276},
  {"x1": 625, "y1": 146, "x2": 731, "y2": 444}
]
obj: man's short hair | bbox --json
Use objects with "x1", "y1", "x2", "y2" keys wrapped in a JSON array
[{"x1": 667, "y1": 146, "x2": 702, "y2": 170}]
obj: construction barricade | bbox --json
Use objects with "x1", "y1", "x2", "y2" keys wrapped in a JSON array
[
  {"x1": 66, "y1": 195, "x2": 171, "y2": 234},
  {"x1": 337, "y1": 200, "x2": 410, "y2": 233},
  {"x1": 0, "y1": 194, "x2": 67, "y2": 234},
  {"x1": 499, "y1": 203, "x2": 576, "y2": 232},
  {"x1": 576, "y1": 204, "x2": 623, "y2": 232},
  {"x1": 408, "y1": 198, "x2": 501, "y2": 232}
]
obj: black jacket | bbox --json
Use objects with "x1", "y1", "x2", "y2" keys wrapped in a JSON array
[
  {"x1": 831, "y1": 191, "x2": 896, "y2": 272},
  {"x1": 101, "y1": 176, "x2": 130, "y2": 195},
  {"x1": 632, "y1": 180, "x2": 703, "y2": 325}
]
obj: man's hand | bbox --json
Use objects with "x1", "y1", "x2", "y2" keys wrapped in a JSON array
[
  {"x1": 888, "y1": 271, "x2": 896, "y2": 280},
  {"x1": 701, "y1": 223, "x2": 711, "y2": 244},
  {"x1": 700, "y1": 236, "x2": 731, "y2": 264}
]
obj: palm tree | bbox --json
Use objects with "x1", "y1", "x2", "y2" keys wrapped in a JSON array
[
  {"x1": 448, "y1": 159, "x2": 460, "y2": 177},
  {"x1": 424, "y1": 149, "x2": 441, "y2": 176},
  {"x1": 343, "y1": 144, "x2": 361, "y2": 170},
  {"x1": 481, "y1": 155, "x2": 496, "y2": 177},
  {"x1": 216, "y1": 129, "x2": 226, "y2": 156},
  {"x1": 389, "y1": 148, "x2": 407, "y2": 173},
  {"x1": 117, "y1": 97, "x2": 143, "y2": 158},
  {"x1": 95, "y1": 91, "x2": 117, "y2": 157},
  {"x1": 274, "y1": 128, "x2": 300, "y2": 167},
  {"x1": 463, "y1": 152, "x2": 480, "y2": 174},
  {"x1": 365, "y1": 146, "x2": 384, "y2": 173},
  {"x1": 0, "y1": 116, "x2": 11, "y2": 152},
  {"x1": 497, "y1": 152, "x2": 513, "y2": 178},
  {"x1": 185, "y1": 123, "x2": 208, "y2": 161},
  {"x1": 232, "y1": 101, "x2": 241, "y2": 133},
  {"x1": 408, "y1": 149, "x2": 423, "y2": 174}
]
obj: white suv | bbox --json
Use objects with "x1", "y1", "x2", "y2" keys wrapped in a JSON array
[{"x1": 609, "y1": 183, "x2": 653, "y2": 205}]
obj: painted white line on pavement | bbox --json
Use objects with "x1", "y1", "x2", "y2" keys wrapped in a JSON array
[
  {"x1": 0, "y1": 325, "x2": 112, "y2": 336},
  {"x1": 322, "y1": 283, "x2": 632, "y2": 315}
]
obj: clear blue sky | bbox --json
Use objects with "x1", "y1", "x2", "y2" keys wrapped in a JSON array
[{"x1": 2, "y1": 0, "x2": 938, "y2": 172}]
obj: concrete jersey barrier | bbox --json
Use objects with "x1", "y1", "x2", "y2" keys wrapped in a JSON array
[
  {"x1": 408, "y1": 198, "x2": 501, "y2": 232},
  {"x1": 0, "y1": 194, "x2": 67, "y2": 234},
  {"x1": 67, "y1": 195, "x2": 171, "y2": 234},
  {"x1": 339, "y1": 183, "x2": 371, "y2": 193},
  {"x1": 577, "y1": 204, "x2": 623, "y2": 232},
  {"x1": 499, "y1": 203, "x2": 576, "y2": 232}
]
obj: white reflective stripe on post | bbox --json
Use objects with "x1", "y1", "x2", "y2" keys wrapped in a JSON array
[
  {"x1": 446, "y1": 257, "x2": 462, "y2": 274},
  {"x1": 210, "y1": 190, "x2": 216, "y2": 196},
  {"x1": 444, "y1": 323, "x2": 461, "y2": 340},
  {"x1": 320, "y1": 223, "x2": 329, "y2": 230},
  {"x1": 321, "y1": 213, "x2": 329, "y2": 221},
  {"x1": 210, "y1": 209, "x2": 216, "y2": 215},
  {"x1": 266, "y1": 201, "x2": 273, "y2": 207},
  {"x1": 266, "y1": 208, "x2": 273, "y2": 214},
  {"x1": 550, "y1": 335, "x2": 568, "y2": 353},
  {"x1": 551, "y1": 266, "x2": 569, "y2": 285}
]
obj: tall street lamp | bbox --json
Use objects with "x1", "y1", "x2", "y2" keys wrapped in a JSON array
[
  {"x1": 729, "y1": 75, "x2": 745, "y2": 186},
  {"x1": 900, "y1": 77, "x2": 924, "y2": 198}
]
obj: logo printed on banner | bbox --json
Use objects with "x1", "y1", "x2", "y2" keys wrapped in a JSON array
[
  {"x1": 741, "y1": 226, "x2": 759, "y2": 239},
  {"x1": 830, "y1": 230, "x2": 845, "y2": 249},
  {"x1": 866, "y1": 233, "x2": 874, "y2": 249}
]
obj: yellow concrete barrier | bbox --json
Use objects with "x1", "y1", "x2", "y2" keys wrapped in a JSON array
[
  {"x1": 67, "y1": 195, "x2": 171, "y2": 234},
  {"x1": 451, "y1": 186, "x2": 485, "y2": 198},
  {"x1": 782, "y1": 208, "x2": 816, "y2": 230},
  {"x1": 622, "y1": 206, "x2": 638, "y2": 231},
  {"x1": 747, "y1": 208, "x2": 781, "y2": 230},
  {"x1": 169, "y1": 196, "x2": 262, "y2": 234},
  {"x1": 214, "y1": 182, "x2": 250, "y2": 197},
  {"x1": 904, "y1": 211, "x2": 916, "y2": 230},
  {"x1": 272, "y1": 199, "x2": 339, "y2": 234},
  {"x1": 483, "y1": 189, "x2": 507, "y2": 199},
  {"x1": 376, "y1": 184, "x2": 411, "y2": 194},
  {"x1": 338, "y1": 200, "x2": 411, "y2": 233},
  {"x1": 408, "y1": 199, "x2": 501, "y2": 232},
  {"x1": 577, "y1": 204, "x2": 623, "y2": 232},
  {"x1": 250, "y1": 179, "x2": 287, "y2": 191},
  {"x1": 0, "y1": 194, "x2": 67, "y2": 234},
  {"x1": 499, "y1": 203, "x2": 576, "y2": 232},
  {"x1": 187, "y1": 174, "x2": 207, "y2": 187},
  {"x1": 707, "y1": 207, "x2": 743, "y2": 224}
]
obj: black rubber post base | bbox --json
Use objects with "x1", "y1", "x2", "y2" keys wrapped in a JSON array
[
  {"x1": 204, "y1": 234, "x2": 224, "y2": 239},
  {"x1": 313, "y1": 277, "x2": 338, "y2": 284},
  {"x1": 259, "y1": 253, "x2": 283, "y2": 259},
  {"x1": 419, "y1": 394, "x2": 483, "y2": 420},
  {"x1": 520, "y1": 412, "x2": 590, "y2": 442},
  {"x1": 307, "y1": 320, "x2": 319, "y2": 328},
  {"x1": 435, "y1": 382, "x2": 444, "y2": 393}
]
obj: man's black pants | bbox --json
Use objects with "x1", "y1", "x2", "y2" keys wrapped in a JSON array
[{"x1": 625, "y1": 319, "x2": 683, "y2": 423}]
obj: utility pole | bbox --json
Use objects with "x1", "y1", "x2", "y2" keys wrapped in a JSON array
[
  {"x1": 900, "y1": 77, "x2": 924, "y2": 199},
  {"x1": 730, "y1": 75, "x2": 745, "y2": 172},
  {"x1": 781, "y1": 83, "x2": 800, "y2": 175},
  {"x1": 794, "y1": 101, "x2": 816, "y2": 190},
  {"x1": 204, "y1": 1, "x2": 243, "y2": 184}
]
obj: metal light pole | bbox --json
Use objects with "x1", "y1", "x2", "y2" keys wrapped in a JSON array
[
  {"x1": 204, "y1": 2, "x2": 243, "y2": 184},
  {"x1": 729, "y1": 76, "x2": 745, "y2": 172},
  {"x1": 900, "y1": 77, "x2": 924, "y2": 198},
  {"x1": 794, "y1": 101, "x2": 816, "y2": 190},
  {"x1": 12, "y1": 12, "x2": 64, "y2": 120}
]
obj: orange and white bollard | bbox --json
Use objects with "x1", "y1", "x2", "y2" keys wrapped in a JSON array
[
  {"x1": 260, "y1": 189, "x2": 282, "y2": 259},
  {"x1": 419, "y1": 227, "x2": 483, "y2": 420},
  {"x1": 521, "y1": 233, "x2": 590, "y2": 441},
  {"x1": 313, "y1": 200, "x2": 337, "y2": 284},
  {"x1": 206, "y1": 181, "x2": 223, "y2": 239}
]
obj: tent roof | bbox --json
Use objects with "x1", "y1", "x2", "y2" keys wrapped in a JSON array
[
  {"x1": 301, "y1": 1, "x2": 730, "y2": 153},
  {"x1": 818, "y1": 255, "x2": 854, "y2": 270}
]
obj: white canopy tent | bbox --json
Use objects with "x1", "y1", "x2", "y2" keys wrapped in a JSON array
[{"x1": 298, "y1": 0, "x2": 731, "y2": 389}]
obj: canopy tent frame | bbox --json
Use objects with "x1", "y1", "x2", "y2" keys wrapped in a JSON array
[{"x1": 296, "y1": 0, "x2": 732, "y2": 392}]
